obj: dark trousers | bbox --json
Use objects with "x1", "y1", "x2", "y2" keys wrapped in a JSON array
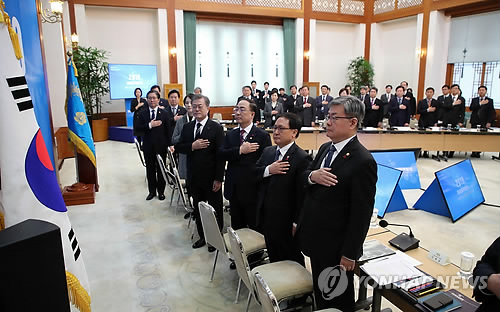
[
  {"x1": 191, "y1": 182, "x2": 223, "y2": 240},
  {"x1": 230, "y1": 186, "x2": 258, "y2": 231},
  {"x1": 144, "y1": 151, "x2": 166, "y2": 196},
  {"x1": 262, "y1": 221, "x2": 304, "y2": 266},
  {"x1": 310, "y1": 253, "x2": 355, "y2": 311}
]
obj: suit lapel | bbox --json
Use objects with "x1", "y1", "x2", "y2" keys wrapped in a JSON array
[
  {"x1": 281, "y1": 143, "x2": 297, "y2": 163},
  {"x1": 315, "y1": 144, "x2": 331, "y2": 169},
  {"x1": 329, "y1": 137, "x2": 357, "y2": 171}
]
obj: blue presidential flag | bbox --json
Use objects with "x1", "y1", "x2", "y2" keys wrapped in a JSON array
[{"x1": 66, "y1": 56, "x2": 96, "y2": 167}]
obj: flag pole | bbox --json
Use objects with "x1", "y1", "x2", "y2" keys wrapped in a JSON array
[{"x1": 74, "y1": 145, "x2": 80, "y2": 182}]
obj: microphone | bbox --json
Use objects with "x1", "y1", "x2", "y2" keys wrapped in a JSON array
[
  {"x1": 379, "y1": 220, "x2": 420, "y2": 252},
  {"x1": 379, "y1": 220, "x2": 415, "y2": 237}
]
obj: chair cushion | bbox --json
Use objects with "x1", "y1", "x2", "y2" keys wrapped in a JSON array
[
  {"x1": 251, "y1": 260, "x2": 313, "y2": 302},
  {"x1": 223, "y1": 228, "x2": 266, "y2": 256}
]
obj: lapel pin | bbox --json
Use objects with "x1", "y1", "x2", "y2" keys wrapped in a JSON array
[{"x1": 343, "y1": 152, "x2": 350, "y2": 159}]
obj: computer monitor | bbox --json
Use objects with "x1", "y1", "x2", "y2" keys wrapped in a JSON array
[
  {"x1": 371, "y1": 151, "x2": 421, "y2": 189},
  {"x1": 108, "y1": 64, "x2": 158, "y2": 100},
  {"x1": 376, "y1": 164, "x2": 404, "y2": 218},
  {"x1": 435, "y1": 159, "x2": 485, "y2": 222}
]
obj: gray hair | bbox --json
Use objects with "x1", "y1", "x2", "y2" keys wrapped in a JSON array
[
  {"x1": 328, "y1": 96, "x2": 365, "y2": 127},
  {"x1": 192, "y1": 94, "x2": 210, "y2": 107},
  {"x1": 194, "y1": 87, "x2": 202, "y2": 93}
]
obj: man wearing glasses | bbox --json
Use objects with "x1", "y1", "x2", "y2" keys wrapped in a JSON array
[
  {"x1": 255, "y1": 113, "x2": 312, "y2": 265},
  {"x1": 220, "y1": 100, "x2": 271, "y2": 232},
  {"x1": 296, "y1": 96, "x2": 377, "y2": 311}
]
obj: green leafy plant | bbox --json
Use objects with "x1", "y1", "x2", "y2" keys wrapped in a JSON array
[
  {"x1": 73, "y1": 46, "x2": 109, "y2": 120},
  {"x1": 347, "y1": 56, "x2": 374, "y2": 96}
]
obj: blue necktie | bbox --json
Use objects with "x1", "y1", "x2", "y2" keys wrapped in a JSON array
[
  {"x1": 274, "y1": 148, "x2": 281, "y2": 161},
  {"x1": 323, "y1": 144, "x2": 337, "y2": 168},
  {"x1": 195, "y1": 122, "x2": 202, "y2": 139}
]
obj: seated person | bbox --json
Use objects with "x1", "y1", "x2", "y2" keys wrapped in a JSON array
[{"x1": 472, "y1": 236, "x2": 500, "y2": 311}]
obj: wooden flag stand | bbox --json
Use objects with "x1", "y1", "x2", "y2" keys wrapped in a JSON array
[{"x1": 62, "y1": 149, "x2": 97, "y2": 206}]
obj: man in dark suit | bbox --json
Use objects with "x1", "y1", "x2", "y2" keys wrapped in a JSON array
[
  {"x1": 436, "y1": 84, "x2": 451, "y2": 123},
  {"x1": 136, "y1": 90, "x2": 171, "y2": 201},
  {"x1": 260, "y1": 81, "x2": 271, "y2": 107},
  {"x1": 472, "y1": 236, "x2": 500, "y2": 312},
  {"x1": 250, "y1": 80, "x2": 262, "y2": 108},
  {"x1": 470, "y1": 85, "x2": 495, "y2": 158},
  {"x1": 401, "y1": 81, "x2": 416, "y2": 117},
  {"x1": 363, "y1": 87, "x2": 384, "y2": 128},
  {"x1": 175, "y1": 94, "x2": 225, "y2": 250},
  {"x1": 220, "y1": 100, "x2": 271, "y2": 231},
  {"x1": 295, "y1": 86, "x2": 316, "y2": 127},
  {"x1": 417, "y1": 87, "x2": 438, "y2": 129},
  {"x1": 296, "y1": 96, "x2": 377, "y2": 311},
  {"x1": 389, "y1": 86, "x2": 411, "y2": 127},
  {"x1": 441, "y1": 84, "x2": 465, "y2": 158},
  {"x1": 316, "y1": 85, "x2": 334, "y2": 120},
  {"x1": 238, "y1": 85, "x2": 260, "y2": 124},
  {"x1": 165, "y1": 89, "x2": 187, "y2": 141},
  {"x1": 380, "y1": 84, "x2": 393, "y2": 118},
  {"x1": 150, "y1": 85, "x2": 168, "y2": 109},
  {"x1": 278, "y1": 88, "x2": 288, "y2": 104},
  {"x1": 285, "y1": 85, "x2": 299, "y2": 113},
  {"x1": 358, "y1": 86, "x2": 368, "y2": 103},
  {"x1": 255, "y1": 113, "x2": 311, "y2": 264}
]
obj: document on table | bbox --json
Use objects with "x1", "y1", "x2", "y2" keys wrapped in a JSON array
[{"x1": 360, "y1": 253, "x2": 425, "y2": 286}]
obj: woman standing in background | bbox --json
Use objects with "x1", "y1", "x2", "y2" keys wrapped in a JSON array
[{"x1": 131, "y1": 88, "x2": 147, "y2": 147}]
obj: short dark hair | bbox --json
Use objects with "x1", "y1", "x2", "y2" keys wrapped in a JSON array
[
  {"x1": 290, "y1": 85, "x2": 297, "y2": 90},
  {"x1": 344, "y1": 84, "x2": 351, "y2": 89},
  {"x1": 264, "y1": 81, "x2": 269, "y2": 86},
  {"x1": 243, "y1": 85, "x2": 251, "y2": 91},
  {"x1": 385, "y1": 84, "x2": 392, "y2": 89},
  {"x1": 400, "y1": 81, "x2": 408, "y2": 86},
  {"x1": 407, "y1": 88, "x2": 413, "y2": 93},
  {"x1": 370, "y1": 87, "x2": 378, "y2": 93},
  {"x1": 251, "y1": 80, "x2": 257, "y2": 84},
  {"x1": 184, "y1": 93, "x2": 194, "y2": 103},
  {"x1": 279, "y1": 87, "x2": 285, "y2": 91},
  {"x1": 298, "y1": 86, "x2": 303, "y2": 91},
  {"x1": 395, "y1": 85, "x2": 404, "y2": 92},
  {"x1": 442, "y1": 84, "x2": 450, "y2": 89},
  {"x1": 426, "y1": 87, "x2": 435, "y2": 93},
  {"x1": 321, "y1": 84, "x2": 329, "y2": 90},
  {"x1": 302, "y1": 86, "x2": 309, "y2": 91},
  {"x1": 192, "y1": 94, "x2": 210, "y2": 107},
  {"x1": 168, "y1": 89, "x2": 180, "y2": 98},
  {"x1": 338, "y1": 88, "x2": 348, "y2": 96},
  {"x1": 270, "y1": 90, "x2": 278, "y2": 96},
  {"x1": 279, "y1": 112, "x2": 302, "y2": 138},
  {"x1": 478, "y1": 85, "x2": 487, "y2": 91},
  {"x1": 451, "y1": 84, "x2": 460, "y2": 89},
  {"x1": 147, "y1": 90, "x2": 160, "y2": 99},
  {"x1": 134, "y1": 88, "x2": 142, "y2": 97},
  {"x1": 150, "y1": 85, "x2": 161, "y2": 92},
  {"x1": 237, "y1": 99, "x2": 258, "y2": 114}
]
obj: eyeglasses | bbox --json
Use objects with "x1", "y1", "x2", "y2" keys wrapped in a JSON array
[
  {"x1": 325, "y1": 114, "x2": 355, "y2": 122},
  {"x1": 192, "y1": 104, "x2": 205, "y2": 110},
  {"x1": 233, "y1": 107, "x2": 248, "y2": 113},
  {"x1": 272, "y1": 126, "x2": 292, "y2": 132}
]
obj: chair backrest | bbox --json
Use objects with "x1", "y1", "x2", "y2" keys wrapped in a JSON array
[
  {"x1": 254, "y1": 272, "x2": 280, "y2": 312},
  {"x1": 213, "y1": 113, "x2": 223, "y2": 121},
  {"x1": 227, "y1": 227, "x2": 254, "y2": 292},
  {"x1": 134, "y1": 138, "x2": 146, "y2": 167},
  {"x1": 156, "y1": 154, "x2": 175, "y2": 186},
  {"x1": 198, "y1": 202, "x2": 227, "y2": 253},
  {"x1": 167, "y1": 148, "x2": 178, "y2": 170},
  {"x1": 173, "y1": 167, "x2": 191, "y2": 211}
]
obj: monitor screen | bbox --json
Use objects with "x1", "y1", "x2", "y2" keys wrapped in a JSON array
[
  {"x1": 375, "y1": 164, "x2": 403, "y2": 218},
  {"x1": 372, "y1": 151, "x2": 421, "y2": 189},
  {"x1": 435, "y1": 159, "x2": 484, "y2": 222},
  {"x1": 108, "y1": 64, "x2": 158, "y2": 100}
]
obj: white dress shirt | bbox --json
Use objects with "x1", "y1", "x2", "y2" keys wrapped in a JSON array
[
  {"x1": 193, "y1": 116, "x2": 209, "y2": 139},
  {"x1": 148, "y1": 107, "x2": 159, "y2": 129},
  {"x1": 239, "y1": 123, "x2": 253, "y2": 142},
  {"x1": 263, "y1": 141, "x2": 295, "y2": 178}
]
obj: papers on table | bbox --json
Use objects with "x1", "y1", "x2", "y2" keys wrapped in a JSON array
[
  {"x1": 360, "y1": 252, "x2": 424, "y2": 286},
  {"x1": 393, "y1": 127, "x2": 412, "y2": 131},
  {"x1": 359, "y1": 240, "x2": 395, "y2": 262}
]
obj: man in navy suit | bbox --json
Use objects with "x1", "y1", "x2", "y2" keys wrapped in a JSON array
[
  {"x1": 175, "y1": 94, "x2": 225, "y2": 250},
  {"x1": 417, "y1": 87, "x2": 439, "y2": 129},
  {"x1": 296, "y1": 96, "x2": 377, "y2": 311},
  {"x1": 286, "y1": 85, "x2": 299, "y2": 113},
  {"x1": 165, "y1": 89, "x2": 187, "y2": 141},
  {"x1": 295, "y1": 86, "x2": 317, "y2": 127},
  {"x1": 237, "y1": 85, "x2": 260, "y2": 123},
  {"x1": 220, "y1": 100, "x2": 271, "y2": 231},
  {"x1": 389, "y1": 85, "x2": 410, "y2": 127},
  {"x1": 255, "y1": 113, "x2": 311, "y2": 264},
  {"x1": 136, "y1": 90, "x2": 171, "y2": 201},
  {"x1": 150, "y1": 85, "x2": 168, "y2": 109},
  {"x1": 363, "y1": 87, "x2": 384, "y2": 128},
  {"x1": 470, "y1": 85, "x2": 495, "y2": 158},
  {"x1": 316, "y1": 85, "x2": 334, "y2": 120}
]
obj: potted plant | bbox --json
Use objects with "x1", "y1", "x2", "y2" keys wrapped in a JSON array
[
  {"x1": 73, "y1": 46, "x2": 110, "y2": 142},
  {"x1": 347, "y1": 56, "x2": 375, "y2": 96}
]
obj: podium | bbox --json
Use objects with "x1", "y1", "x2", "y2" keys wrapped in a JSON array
[
  {"x1": 414, "y1": 159, "x2": 484, "y2": 222},
  {"x1": 375, "y1": 164, "x2": 408, "y2": 218}
]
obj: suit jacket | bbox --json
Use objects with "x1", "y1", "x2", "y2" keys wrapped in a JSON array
[
  {"x1": 260, "y1": 89, "x2": 272, "y2": 107},
  {"x1": 136, "y1": 107, "x2": 171, "y2": 155},
  {"x1": 380, "y1": 93, "x2": 393, "y2": 117},
  {"x1": 316, "y1": 94, "x2": 334, "y2": 120},
  {"x1": 131, "y1": 98, "x2": 148, "y2": 136},
  {"x1": 417, "y1": 98, "x2": 439, "y2": 128},
  {"x1": 263, "y1": 102, "x2": 284, "y2": 128},
  {"x1": 295, "y1": 96, "x2": 316, "y2": 126},
  {"x1": 389, "y1": 97, "x2": 411, "y2": 126},
  {"x1": 404, "y1": 92, "x2": 417, "y2": 116},
  {"x1": 472, "y1": 236, "x2": 500, "y2": 312},
  {"x1": 159, "y1": 98, "x2": 168, "y2": 108},
  {"x1": 470, "y1": 97, "x2": 495, "y2": 127},
  {"x1": 254, "y1": 143, "x2": 312, "y2": 230},
  {"x1": 358, "y1": 94, "x2": 368, "y2": 103},
  {"x1": 175, "y1": 119, "x2": 225, "y2": 187},
  {"x1": 442, "y1": 95, "x2": 466, "y2": 127},
  {"x1": 363, "y1": 97, "x2": 384, "y2": 127},
  {"x1": 237, "y1": 95, "x2": 261, "y2": 123},
  {"x1": 130, "y1": 98, "x2": 147, "y2": 113},
  {"x1": 436, "y1": 94, "x2": 451, "y2": 122},
  {"x1": 286, "y1": 94, "x2": 299, "y2": 113},
  {"x1": 251, "y1": 89, "x2": 263, "y2": 109},
  {"x1": 165, "y1": 105, "x2": 187, "y2": 140},
  {"x1": 171, "y1": 113, "x2": 194, "y2": 145},
  {"x1": 220, "y1": 125, "x2": 271, "y2": 201},
  {"x1": 296, "y1": 137, "x2": 377, "y2": 260}
]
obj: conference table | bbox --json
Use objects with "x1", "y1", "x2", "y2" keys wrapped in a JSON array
[{"x1": 356, "y1": 228, "x2": 474, "y2": 312}]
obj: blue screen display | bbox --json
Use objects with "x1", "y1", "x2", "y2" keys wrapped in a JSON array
[
  {"x1": 375, "y1": 164, "x2": 402, "y2": 217},
  {"x1": 372, "y1": 151, "x2": 421, "y2": 189},
  {"x1": 108, "y1": 64, "x2": 158, "y2": 99},
  {"x1": 435, "y1": 159, "x2": 484, "y2": 222}
]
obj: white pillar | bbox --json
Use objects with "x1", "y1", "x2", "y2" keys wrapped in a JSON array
[
  {"x1": 175, "y1": 9, "x2": 186, "y2": 95},
  {"x1": 425, "y1": 10, "x2": 451, "y2": 90},
  {"x1": 295, "y1": 18, "x2": 304, "y2": 86},
  {"x1": 157, "y1": 8, "x2": 170, "y2": 85}
]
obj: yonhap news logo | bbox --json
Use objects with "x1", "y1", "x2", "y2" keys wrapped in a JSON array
[{"x1": 318, "y1": 265, "x2": 348, "y2": 300}]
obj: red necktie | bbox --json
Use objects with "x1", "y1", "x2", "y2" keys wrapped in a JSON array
[{"x1": 240, "y1": 129, "x2": 245, "y2": 145}]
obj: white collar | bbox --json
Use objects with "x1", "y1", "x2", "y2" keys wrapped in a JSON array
[
  {"x1": 331, "y1": 135, "x2": 356, "y2": 155},
  {"x1": 277, "y1": 141, "x2": 294, "y2": 157},
  {"x1": 195, "y1": 116, "x2": 209, "y2": 127},
  {"x1": 239, "y1": 123, "x2": 253, "y2": 134}
]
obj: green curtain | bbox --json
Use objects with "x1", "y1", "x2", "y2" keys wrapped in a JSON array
[
  {"x1": 283, "y1": 19, "x2": 296, "y2": 89},
  {"x1": 183, "y1": 12, "x2": 196, "y2": 94}
]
